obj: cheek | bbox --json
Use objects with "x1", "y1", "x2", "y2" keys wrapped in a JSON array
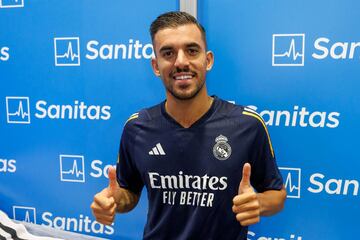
[{"x1": 157, "y1": 62, "x2": 172, "y2": 73}]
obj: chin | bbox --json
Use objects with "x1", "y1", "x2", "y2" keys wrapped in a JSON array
[{"x1": 171, "y1": 90, "x2": 200, "y2": 100}]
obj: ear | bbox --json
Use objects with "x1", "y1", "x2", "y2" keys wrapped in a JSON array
[
  {"x1": 151, "y1": 57, "x2": 161, "y2": 77},
  {"x1": 206, "y1": 51, "x2": 214, "y2": 71}
]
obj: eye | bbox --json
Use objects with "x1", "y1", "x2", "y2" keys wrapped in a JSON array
[
  {"x1": 162, "y1": 50, "x2": 173, "y2": 58},
  {"x1": 188, "y1": 48, "x2": 199, "y2": 56}
]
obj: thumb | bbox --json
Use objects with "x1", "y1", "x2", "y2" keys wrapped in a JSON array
[
  {"x1": 107, "y1": 166, "x2": 117, "y2": 196},
  {"x1": 238, "y1": 163, "x2": 252, "y2": 194}
]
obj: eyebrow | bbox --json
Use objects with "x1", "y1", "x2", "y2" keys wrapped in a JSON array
[
  {"x1": 159, "y1": 42, "x2": 202, "y2": 53},
  {"x1": 186, "y1": 42, "x2": 201, "y2": 49},
  {"x1": 159, "y1": 46, "x2": 173, "y2": 53}
]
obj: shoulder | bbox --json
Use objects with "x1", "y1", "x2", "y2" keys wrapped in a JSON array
[
  {"x1": 240, "y1": 106, "x2": 268, "y2": 130},
  {"x1": 123, "y1": 102, "x2": 163, "y2": 130},
  {"x1": 215, "y1": 98, "x2": 266, "y2": 128},
  {"x1": 217, "y1": 98, "x2": 271, "y2": 140},
  {"x1": 239, "y1": 106, "x2": 274, "y2": 157}
]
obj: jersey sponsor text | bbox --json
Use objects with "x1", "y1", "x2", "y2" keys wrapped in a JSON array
[{"x1": 149, "y1": 171, "x2": 227, "y2": 207}]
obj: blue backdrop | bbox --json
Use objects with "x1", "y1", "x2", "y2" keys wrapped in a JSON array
[{"x1": 1, "y1": 0, "x2": 359, "y2": 239}]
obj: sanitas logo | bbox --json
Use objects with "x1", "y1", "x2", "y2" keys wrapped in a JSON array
[
  {"x1": 35, "y1": 100, "x2": 111, "y2": 120},
  {"x1": 54, "y1": 37, "x2": 154, "y2": 66},
  {"x1": 312, "y1": 37, "x2": 360, "y2": 60},
  {"x1": 247, "y1": 231, "x2": 302, "y2": 240},
  {"x1": 12, "y1": 206, "x2": 114, "y2": 235},
  {"x1": 0, "y1": 158, "x2": 16, "y2": 173},
  {"x1": 60, "y1": 157, "x2": 116, "y2": 182},
  {"x1": 279, "y1": 167, "x2": 301, "y2": 198},
  {"x1": 247, "y1": 105, "x2": 340, "y2": 128},
  {"x1": 0, "y1": 0, "x2": 24, "y2": 8},
  {"x1": 308, "y1": 172, "x2": 359, "y2": 196},
  {"x1": 0, "y1": 46, "x2": 10, "y2": 61},
  {"x1": 42, "y1": 211, "x2": 114, "y2": 235},
  {"x1": 281, "y1": 166, "x2": 359, "y2": 197},
  {"x1": 90, "y1": 159, "x2": 115, "y2": 178},
  {"x1": 86, "y1": 39, "x2": 154, "y2": 60},
  {"x1": 272, "y1": 33, "x2": 360, "y2": 66},
  {"x1": 5, "y1": 97, "x2": 111, "y2": 123}
]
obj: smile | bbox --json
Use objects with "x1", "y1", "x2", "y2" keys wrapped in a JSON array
[
  {"x1": 172, "y1": 73, "x2": 195, "y2": 80},
  {"x1": 174, "y1": 75, "x2": 192, "y2": 80}
]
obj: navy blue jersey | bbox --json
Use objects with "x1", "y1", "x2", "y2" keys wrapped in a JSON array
[{"x1": 117, "y1": 96, "x2": 283, "y2": 240}]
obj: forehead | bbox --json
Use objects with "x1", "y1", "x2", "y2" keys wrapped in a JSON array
[{"x1": 153, "y1": 24, "x2": 205, "y2": 51}]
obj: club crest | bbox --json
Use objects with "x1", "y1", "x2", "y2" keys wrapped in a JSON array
[{"x1": 213, "y1": 135, "x2": 232, "y2": 160}]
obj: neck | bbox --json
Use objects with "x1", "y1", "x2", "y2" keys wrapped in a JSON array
[{"x1": 165, "y1": 89, "x2": 213, "y2": 128}]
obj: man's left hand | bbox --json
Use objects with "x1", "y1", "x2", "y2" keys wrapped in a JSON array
[{"x1": 232, "y1": 163, "x2": 260, "y2": 226}]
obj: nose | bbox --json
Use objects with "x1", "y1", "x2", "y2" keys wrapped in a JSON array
[{"x1": 174, "y1": 50, "x2": 189, "y2": 69}]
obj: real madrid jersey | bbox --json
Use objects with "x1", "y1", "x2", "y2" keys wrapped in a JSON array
[{"x1": 116, "y1": 96, "x2": 283, "y2": 240}]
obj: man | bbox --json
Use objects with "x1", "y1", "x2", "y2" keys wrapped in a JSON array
[{"x1": 91, "y1": 11, "x2": 286, "y2": 239}]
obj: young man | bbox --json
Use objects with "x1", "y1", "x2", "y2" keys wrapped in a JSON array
[{"x1": 91, "y1": 11, "x2": 286, "y2": 239}]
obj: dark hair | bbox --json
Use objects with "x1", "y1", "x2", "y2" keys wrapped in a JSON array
[{"x1": 150, "y1": 11, "x2": 207, "y2": 48}]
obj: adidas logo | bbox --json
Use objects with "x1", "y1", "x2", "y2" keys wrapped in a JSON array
[{"x1": 149, "y1": 143, "x2": 166, "y2": 155}]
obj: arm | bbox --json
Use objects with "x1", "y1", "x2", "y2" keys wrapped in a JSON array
[
  {"x1": 113, "y1": 185, "x2": 140, "y2": 213},
  {"x1": 257, "y1": 186, "x2": 286, "y2": 216}
]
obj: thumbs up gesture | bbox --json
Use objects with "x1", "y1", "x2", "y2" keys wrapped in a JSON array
[
  {"x1": 91, "y1": 166, "x2": 118, "y2": 225},
  {"x1": 232, "y1": 163, "x2": 260, "y2": 226}
]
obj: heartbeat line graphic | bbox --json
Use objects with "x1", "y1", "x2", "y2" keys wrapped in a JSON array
[
  {"x1": 58, "y1": 42, "x2": 79, "y2": 61},
  {"x1": 274, "y1": 38, "x2": 303, "y2": 60},
  {"x1": 284, "y1": 173, "x2": 300, "y2": 192},
  {"x1": 8, "y1": 101, "x2": 29, "y2": 119},
  {"x1": 24, "y1": 211, "x2": 31, "y2": 222},
  {"x1": 62, "y1": 160, "x2": 83, "y2": 177}
]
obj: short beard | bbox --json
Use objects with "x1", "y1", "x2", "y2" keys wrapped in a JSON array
[{"x1": 167, "y1": 80, "x2": 205, "y2": 100}]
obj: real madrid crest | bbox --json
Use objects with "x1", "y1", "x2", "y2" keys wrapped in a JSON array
[{"x1": 213, "y1": 135, "x2": 232, "y2": 160}]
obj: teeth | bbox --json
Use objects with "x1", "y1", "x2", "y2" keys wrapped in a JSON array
[{"x1": 175, "y1": 75, "x2": 192, "y2": 80}]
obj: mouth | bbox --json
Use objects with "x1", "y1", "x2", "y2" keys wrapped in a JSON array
[{"x1": 172, "y1": 72, "x2": 196, "y2": 81}]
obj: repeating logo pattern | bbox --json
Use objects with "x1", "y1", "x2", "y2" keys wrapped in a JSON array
[
  {"x1": 59, "y1": 154, "x2": 85, "y2": 182},
  {"x1": 12, "y1": 206, "x2": 36, "y2": 223},
  {"x1": 279, "y1": 167, "x2": 301, "y2": 198},
  {"x1": 54, "y1": 37, "x2": 81, "y2": 66},
  {"x1": 0, "y1": 0, "x2": 24, "y2": 8},
  {"x1": 272, "y1": 34, "x2": 305, "y2": 66},
  {"x1": 6, "y1": 96, "x2": 31, "y2": 124}
]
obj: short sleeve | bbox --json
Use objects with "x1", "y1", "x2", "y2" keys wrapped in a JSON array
[
  {"x1": 116, "y1": 123, "x2": 144, "y2": 194},
  {"x1": 249, "y1": 118, "x2": 283, "y2": 193}
]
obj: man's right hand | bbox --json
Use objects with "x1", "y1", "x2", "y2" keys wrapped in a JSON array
[{"x1": 91, "y1": 166, "x2": 118, "y2": 225}]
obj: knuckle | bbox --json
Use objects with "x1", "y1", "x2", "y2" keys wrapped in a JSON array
[
  {"x1": 94, "y1": 193, "x2": 101, "y2": 201},
  {"x1": 250, "y1": 193, "x2": 257, "y2": 200},
  {"x1": 232, "y1": 205, "x2": 237, "y2": 213},
  {"x1": 109, "y1": 209, "x2": 115, "y2": 216}
]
